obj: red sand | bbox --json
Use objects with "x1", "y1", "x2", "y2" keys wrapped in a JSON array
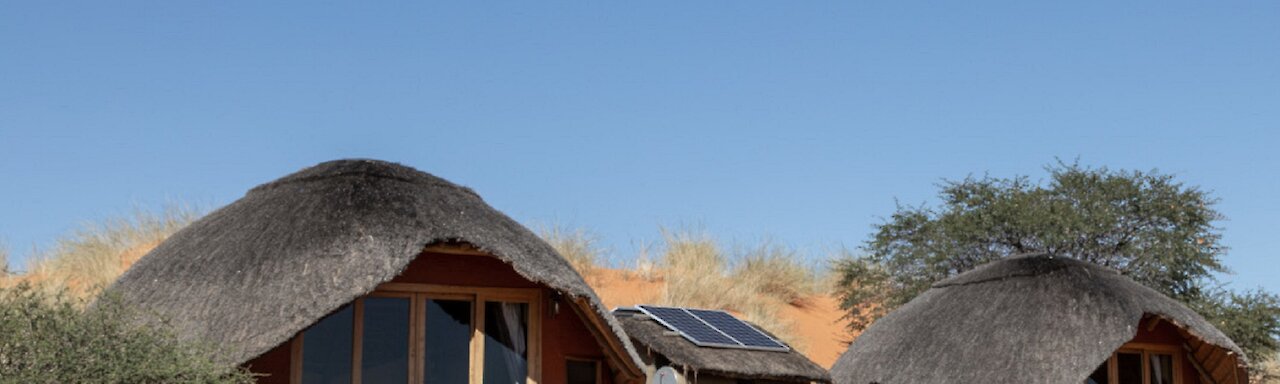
[{"x1": 590, "y1": 268, "x2": 854, "y2": 368}]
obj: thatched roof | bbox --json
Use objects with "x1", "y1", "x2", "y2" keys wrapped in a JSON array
[
  {"x1": 107, "y1": 159, "x2": 644, "y2": 377},
  {"x1": 614, "y1": 308, "x2": 832, "y2": 383},
  {"x1": 831, "y1": 254, "x2": 1246, "y2": 384}
]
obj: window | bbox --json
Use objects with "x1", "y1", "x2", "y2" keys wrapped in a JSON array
[
  {"x1": 566, "y1": 358, "x2": 601, "y2": 384},
  {"x1": 1083, "y1": 344, "x2": 1182, "y2": 384},
  {"x1": 293, "y1": 285, "x2": 541, "y2": 384}
]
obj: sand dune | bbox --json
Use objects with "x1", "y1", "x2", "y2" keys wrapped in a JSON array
[{"x1": 589, "y1": 268, "x2": 854, "y2": 368}]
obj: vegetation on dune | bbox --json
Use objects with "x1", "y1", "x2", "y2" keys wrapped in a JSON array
[
  {"x1": 654, "y1": 229, "x2": 823, "y2": 350},
  {"x1": 1, "y1": 245, "x2": 9, "y2": 279},
  {"x1": 20, "y1": 206, "x2": 200, "y2": 301},
  {"x1": 0, "y1": 283, "x2": 254, "y2": 383},
  {"x1": 537, "y1": 225, "x2": 827, "y2": 350},
  {"x1": 538, "y1": 225, "x2": 605, "y2": 285},
  {"x1": 734, "y1": 241, "x2": 822, "y2": 307},
  {"x1": 1259, "y1": 353, "x2": 1280, "y2": 384},
  {"x1": 834, "y1": 162, "x2": 1280, "y2": 380}
]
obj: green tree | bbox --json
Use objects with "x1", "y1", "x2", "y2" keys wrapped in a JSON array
[{"x1": 835, "y1": 162, "x2": 1279, "y2": 373}]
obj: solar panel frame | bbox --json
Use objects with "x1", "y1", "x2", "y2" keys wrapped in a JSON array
[
  {"x1": 687, "y1": 308, "x2": 789, "y2": 351},
  {"x1": 636, "y1": 305, "x2": 790, "y2": 352},
  {"x1": 636, "y1": 305, "x2": 741, "y2": 348}
]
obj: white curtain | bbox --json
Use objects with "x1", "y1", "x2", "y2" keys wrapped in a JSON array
[
  {"x1": 1150, "y1": 355, "x2": 1167, "y2": 384},
  {"x1": 497, "y1": 302, "x2": 527, "y2": 384}
]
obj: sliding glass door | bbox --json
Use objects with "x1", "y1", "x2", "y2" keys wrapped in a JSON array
[{"x1": 295, "y1": 287, "x2": 539, "y2": 384}]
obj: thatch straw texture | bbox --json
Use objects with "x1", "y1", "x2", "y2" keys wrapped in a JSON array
[
  {"x1": 615, "y1": 309, "x2": 832, "y2": 383},
  {"x1": 107, "y1": 159, "x2": 643, "y2": 371},
  {"x1": 831, "y1": 254, "x2": 1245, "y2": 384}
]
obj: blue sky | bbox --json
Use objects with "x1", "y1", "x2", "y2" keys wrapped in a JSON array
[{"x1": 2, "y1": 2, "x2": 1277, "y2": 292}]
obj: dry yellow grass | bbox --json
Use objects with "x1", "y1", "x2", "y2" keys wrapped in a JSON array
[
  {"x1": 733, "y1": 241, "x2": 821, "y2": 306},
  {"x1": 1257, "y1": 354, "x2": 1280, "y2": 384},
  {"x1": 0, "y1": 244, "x2": 10, "y2": 283},
  {"x1": 538, "y1": 225, "x2": 606, "y2": 285},
  {"x1": 20, "y1": 206, "x2": 201, "y2": 302},
  {"x1": 653, "y1": 229, "x2": 821, "y2": 351}
]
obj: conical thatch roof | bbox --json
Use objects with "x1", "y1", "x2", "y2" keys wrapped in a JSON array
[
  {"x1": 107, "y1": 159, "x2": 643, "y2": 375},
  {"x1": 831, "y1": 254, "x2": 1246, "y2": 384},
  {"x1": 614, "y1": 308, "x2": 832, "y2": 383}
]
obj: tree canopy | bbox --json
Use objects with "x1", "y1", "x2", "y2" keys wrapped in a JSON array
[{"x1": 835, "y1": 162, "x2": 1279, "y2": 372}]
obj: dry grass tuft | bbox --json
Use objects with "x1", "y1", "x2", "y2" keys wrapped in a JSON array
[
  {"x1": 1, "y1": 244, "x2": 9, "y2": 277},
  {"x1": 654, "y1": 229, "x2": 813, "y2": 351},
  {"x1": 733, "y1": 241, "x2": 820, "y2": 307},
  {"x1": 22, "y1": 205, "x2": 201, "y2": 302},
  {"x1": 1257, "y1": 353, "x2": 1280, "y2": 384},
  {"x1": 538, "y1": 225, "x2": 605, "y2": 285},
  {"x1": 629, "y1": 241, "x2": 661, "y2": 282}
]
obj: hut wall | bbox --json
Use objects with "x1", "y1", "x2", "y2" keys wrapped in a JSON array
[
  {"x1": 243, "y1": 251, "x2": 616, "y2": 384},
  {"x1": 246, "y1": 339, "x2": 293, "y2": 384},
  {"x1": 1125, "y1": 316, "x2": 1203, "y2": 384}
]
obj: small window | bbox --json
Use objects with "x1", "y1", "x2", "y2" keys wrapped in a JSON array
[
  {"x1": 1084, "y1": 346, "x2": 1182, "y2": 384},
  {"x1": 483, "y1": 302, "x2": 529, "y2": 384},
  {"x1": 362, "y1": 297, "x2": 410, "y2": 383},
  {"x1": 1117, "y1": 352, "x2": 1142, "y2": 384},
  {"x1": 1085, "y1": 361, "x2": 1108, "y2": 384},
  {"x1": 566, "y1": 359, "x2": 600, "y2": 384},
  {"x1": 424, "y1": 299, "x2": 472, "y2": 383},
  {"x1": 302, "y1": 304, "x2": 353, "y2": 384},
  {"x1": 1149, "y1": 354, "x2": 1174, "y2": 384}
]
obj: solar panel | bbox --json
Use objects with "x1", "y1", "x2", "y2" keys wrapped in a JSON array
[
  {"x1": 636, "y1": 305, "x2": 788, "y2": 352},
  {"x1": 637, "y1": 305, "x2": 739, "y2": 347},
  {"x1": 687, "y1": 309, "x2": 787, "y2": 350}
]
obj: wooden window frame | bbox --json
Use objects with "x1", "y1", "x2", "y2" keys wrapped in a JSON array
[
  {"x1": 290, "y1": 284, "x2": 543, "y2": 384},
  {"x1": 564, "y1": 356, "x2": 603, "y2": 384},
  {"x1": 1095, "y1": 343, "x2": 1183, "y2": 384}
]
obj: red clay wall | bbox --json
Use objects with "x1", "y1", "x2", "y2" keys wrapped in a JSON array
[{"x1": 243, "y1": 251, "x2": 617, "y2": 384}]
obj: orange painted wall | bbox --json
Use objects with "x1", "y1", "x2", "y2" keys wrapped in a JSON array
[{"x1": 243, "y1": 250, "x2": 619, "y2": 384}]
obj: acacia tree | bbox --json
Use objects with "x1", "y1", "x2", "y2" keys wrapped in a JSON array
[{"x1": 835, "y1": 163, "x2": 1279, "y2": 371}]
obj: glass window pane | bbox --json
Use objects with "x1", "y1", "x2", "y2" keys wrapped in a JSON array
[
  {"x1": 567, "y1": 360, "x2": 599, "y2": 384},
  {"x1": 483, "y1": 302, "x2": 528, "y2": 384},
  {"x1": 1085, "y1": 360, "x2": 1109, "y2": 384},
  {"x1": 1149, "y1": 354, "x2": 1174, "y2": 384},
  {"x1": 362, "y1": 297, "x2": 410, "y2": 383},
  {"x1": 1117, "y1": 352, "x2": 1142, "y2": 384},
  {"x1": 425, "y1": 299, "x2": 473, "y2": 384},
  {"x1": 303, "y1": 304, "x2": 353, "y2": 384}
]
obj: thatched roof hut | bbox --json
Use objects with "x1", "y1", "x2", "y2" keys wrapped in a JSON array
[
  {"x1": 614, "y1": 307, "x2": 832, "y2": 384},
  {"x1": 108, "y1": 159, "x2": 644, "y2": 383},
  {"x1": 831, "y1": 254, "x2": 1248, "y2": 384}
]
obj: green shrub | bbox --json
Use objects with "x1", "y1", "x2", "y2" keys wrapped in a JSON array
[{"x1": 0, "y1": 283, "x2": 254, "y2": 384}]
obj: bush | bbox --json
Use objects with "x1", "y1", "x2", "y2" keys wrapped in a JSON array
[{"x1": 0, "y1": 284, "x2": 254, "y2": 383}]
